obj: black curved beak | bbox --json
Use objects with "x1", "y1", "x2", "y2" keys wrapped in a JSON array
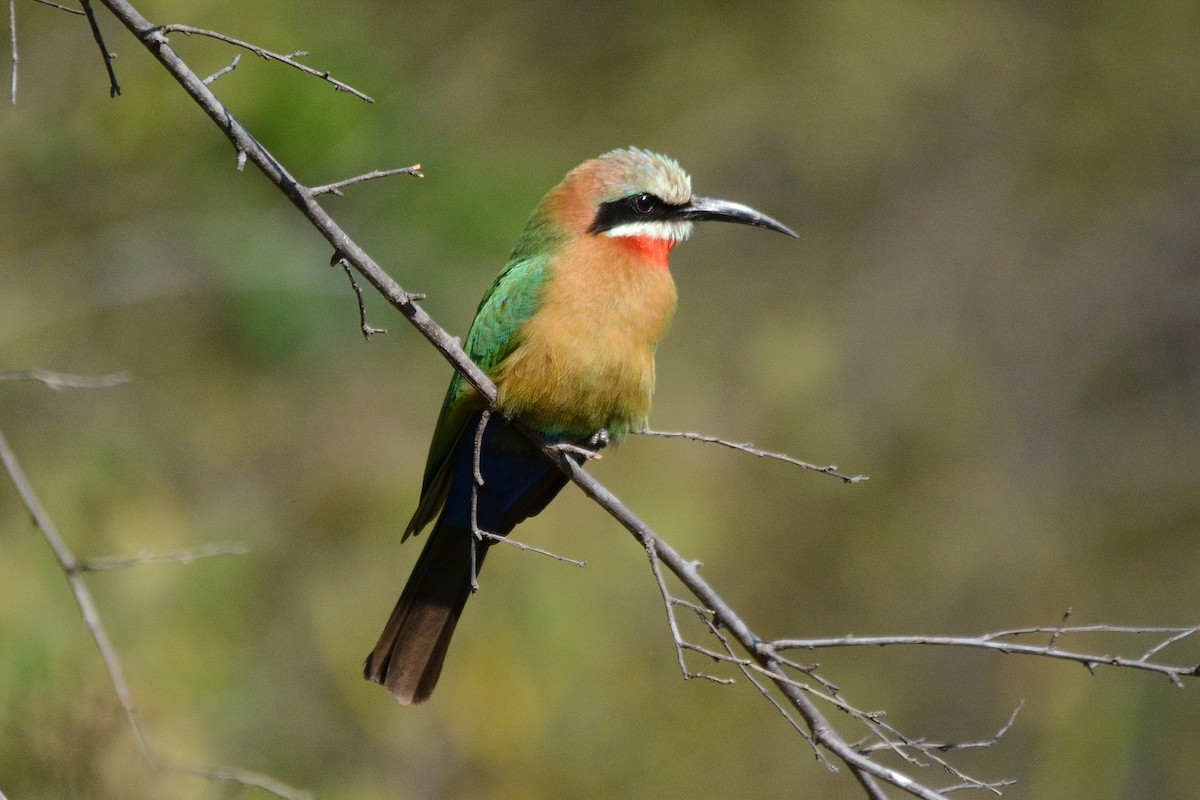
[{"x1": 680, "y1": 195, "x2": 798, "y2": 238}]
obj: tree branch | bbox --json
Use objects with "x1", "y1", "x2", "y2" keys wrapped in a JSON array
[
  {"x1": 0, "y1": 421, "x2": 310, "y2": 799},
  {"x1": 68, "y1": 3, "x2": 1200, "y2": 797}
]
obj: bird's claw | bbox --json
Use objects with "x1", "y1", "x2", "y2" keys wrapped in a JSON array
[{"x1": 589, "y1": 428, "x2": 610, "y2": 449}]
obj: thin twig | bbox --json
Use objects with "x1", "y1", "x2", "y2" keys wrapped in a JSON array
[
  {"x1": 468, "y1": 409, "x2": 490, "y2": 590},
  {"x1": 774, "y1": 629, "x2": 1200, "y2": 686},
  {"x1": 855, "y1": 702, "x2": 1024, "y2": 756},
  {"x1": 645, "y1": 539, "x2": 730, "y2": 684},
  {"x1": 75, "y1": 541, "x2": 249, "y2": 572},
  {"x1": 1141, "y1": 625, "x2": 1200, "y2": 661},
  {"x1": 201, "y1": 51, "x2": 238, "y2": 84},
  {"x1": 310, "y1": 165, "x2": 424, "y2": 197},
  {"x1": 639, "y1": 429, "x2": 868, "y2": 484},
  {"x1": 1048, "y1": 607, "x2": 1072, "y2": 649},
  {"x1": 475, "y1": 530, "x2": 587, "y2": 567},
  {"x1": 80, "y1": 0, "x2": 119, "y2": 96},
  {"x1": 464, "y1": 410, "x2": 586, "y2": 568},
  {"x1": 32, "y1": 0, "x2": 85, "y2": 13},
  {"x1": 173, "y1": 763, "x2": 313, "y2": 800},
  {"x1": 0, "y1": 369, "x2": 131, "y2": 389},
  {"x1": 8, "y1": 0, "x2": 16, "y2": 104},
  {"x1": 154, "y1": 23, "x2": 373, "y2": 102},
  {"x1": 337, "y1": 259, "x2": 389, "y2": 340},
  {"x1": 696, "y1": 609, "x2": 825, "y2": 753}
]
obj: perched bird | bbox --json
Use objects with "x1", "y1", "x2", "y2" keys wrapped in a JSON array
[{"x1": 364, "y1": 148, "x2": 796, "y2": 704}]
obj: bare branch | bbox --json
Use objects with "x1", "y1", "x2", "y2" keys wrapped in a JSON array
[
  {"x1": 639, "y1": 428, "x2": 868, "y2": 484},
  {"x1": 0, "y1": 369, "x2": 131, "y2": 390},
  {"x1": 154, "y1": 23, "x2": 373, "y2": 102},
  {"x1": 74, "y1": 541, "x2": 249, "y2": 572},
  {"x1": 310, "y1": 165, "x2": 424, "y2": 197},
  {"x1": 80, "y1": 0, "x2": 120, "y2": 97},
  {"x1": 1, "y1": 423, "x2": 311, "y2": 799},
  {"x1": 774, "y1": 628, "x2": 1200, "y2": 686}
]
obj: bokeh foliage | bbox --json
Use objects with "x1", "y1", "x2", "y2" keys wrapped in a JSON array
[{"x1": 2, "y1": 1, "x2": 1199, "y2": 798}]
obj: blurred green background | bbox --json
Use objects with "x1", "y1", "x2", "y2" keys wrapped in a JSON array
[{"x1": 3, "y1": 1, "x2": 1199, "y2": 798}]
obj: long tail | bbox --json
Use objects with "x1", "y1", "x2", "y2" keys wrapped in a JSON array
[
  {"x1": 363, "y1": 520, "x2": 488, "y2": 704},
  {"x1": 364, "y1": 412, "x2": 596, "y2": 704}
]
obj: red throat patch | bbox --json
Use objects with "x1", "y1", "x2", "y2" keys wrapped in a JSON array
[{"x1": 617, "y1": 235, "x2": 676, "y2": 269}]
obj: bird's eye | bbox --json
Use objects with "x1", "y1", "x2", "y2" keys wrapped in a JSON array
[{"x1": 629, "y1": 193, "x2": 656, "y2": 214}]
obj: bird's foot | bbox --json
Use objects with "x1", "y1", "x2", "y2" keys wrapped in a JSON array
[{"x1": 588, "y1": 428, "x2": 611, "y2": 450}]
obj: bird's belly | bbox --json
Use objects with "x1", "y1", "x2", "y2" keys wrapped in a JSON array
[{"x1": 494, "y1": 337, "x2": 655, "y2": 439}]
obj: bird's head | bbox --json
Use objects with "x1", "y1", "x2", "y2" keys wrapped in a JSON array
[{"x1": 542, "y1": 148, "x2": 797, "y2": 262}]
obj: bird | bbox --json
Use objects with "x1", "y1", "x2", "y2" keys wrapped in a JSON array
[{"x1": 364, "y1": 147, "x2": 796, "y2": 704}]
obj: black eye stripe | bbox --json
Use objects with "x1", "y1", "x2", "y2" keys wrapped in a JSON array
[{"x1": 590, "y1": 192, "x2": 681, "y2": 234}]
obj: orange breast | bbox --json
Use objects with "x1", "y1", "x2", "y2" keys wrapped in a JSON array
[{"x1": 494, "y1": 236, "x2": 678, "y2": 438}]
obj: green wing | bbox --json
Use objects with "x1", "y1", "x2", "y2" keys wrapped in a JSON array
[{"x1": 402, "y1": 254, "x2": 550, "y2": 538}]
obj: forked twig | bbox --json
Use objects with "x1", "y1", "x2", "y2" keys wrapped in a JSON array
[{"x1": 154, "y1": 23, "x2": 373, "y2": 102}]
